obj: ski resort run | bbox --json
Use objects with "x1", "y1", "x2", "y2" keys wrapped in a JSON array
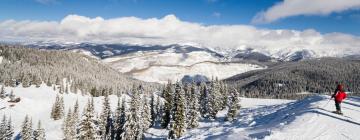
[{"x1": 1, "y1": 85, "x2": 359, "y2": 139}]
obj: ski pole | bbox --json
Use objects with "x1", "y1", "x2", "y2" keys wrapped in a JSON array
[{"x1": 322, "y1": 98, "x2": 332, "y2": 108}]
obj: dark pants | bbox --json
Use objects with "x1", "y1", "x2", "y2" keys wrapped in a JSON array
[{"x1": 335, "y1": 101, "x2": 341, "y2": 112}]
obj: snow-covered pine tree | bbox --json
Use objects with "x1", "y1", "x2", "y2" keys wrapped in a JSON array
[
  {"x1": 32, "y1": 74, "x2": 42, "y2": 88},
  {"x1": 0, "y1": 85, "x2": 5, "y2": 99},
  {"x1": 73, "y1": 100, "x2": 79, "y2": 124},
  {"x1": 46, "y1": 77, "x2": 52, "y2": 87},
  {"x1": 208, "y1": 79, "x2": 220, "y2": 119},
  {"x1": 121, "y1": 85, "x2": 144, "y2": 140},
  {"x1": 142, "y1": 94, "x2": 152, "y2": 130},
  {"x1": 22, "y1": 74, "x2": 31, "y2": 88},
  {"x1": 0, "y1": 115, "x2": 6, "y2": 139},
  {"x1": 51, "y1": 95, "x2": 65, "y2": 120},
  {"x1": 150, "y1": 93, "x2": 157, "y2": 127},
  {"x1": 77, "y1": 99, "x2": 100, "y2": 139},
  {"x1": 161, "y1": 81, "x2": 173, "y2": 128},
  {"x1": 21, "y1": 115, "x2": 33, "y2": 140},
  {"x1": 4, "y1": 116, "x2": 14, "y2": 140},
  {"x1": 220, "y1": 81, "x2": 229, "y2": 110},
  {"x1": 63, "y1": 108, "x2": 76, "y2": 140},
  {"x1": 225, "y1": 88, "x2": 241, "y2": 122},
  {"x1": 114, "y1": 97, "x2": 126, "y2": 140},
  {"x1": 59, "y1": 83, "x2": 64, "y2": 94},
  {"x1": 199, "y1": 82, "x2": 209, "y2": 118},
  {"x1": 187, "y1": 82, "x2": 200, "y2": 128},
  {"x1": 99, "y1": 94, "x2": 112, "y2": 140},
  {"x1": 168, "y1": 82, "x2": 186, "y2": 139},
  {"x1": 55, "y1": 77, "x2": 61, "y2": 85},
  {"x1": 33, "y1": 120, "x2": 46, "y2": 140},
  {"x1": 155, "y1": 95, "x2": 162, "y2": 123}
]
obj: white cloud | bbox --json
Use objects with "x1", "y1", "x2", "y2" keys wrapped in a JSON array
[
  {"x1": 0, "y1": 14, "x2": 360, "y2": 58},
  {"x1": 252, "y1": 0, "x2": 360, "y2": 24}
]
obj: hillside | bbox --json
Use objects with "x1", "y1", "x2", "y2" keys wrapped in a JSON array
[
  {"x1": 0, "y1": 45, "x2": 155, "y2": 96},
  {"x1": 1, "y1": 85, "x2": 359, "y2": 139},
  {"x1": 226, "y1": 58, "x2": 360, "y2": 98}
]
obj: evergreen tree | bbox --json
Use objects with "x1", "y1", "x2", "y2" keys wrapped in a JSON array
[
  {"x1": 77, "y1": 99, "x2": 100, "y2": 139},
  {"x1": 4, "y1": 116, "x2": 14, "y2": 140},
  {"x1": 121, "y1": 86, "x2": 144, "y2": 140},
  {"x1": 208, "y1": 79, "x2": 220, "y2": 119},
  {"x1": 187, "y1": 82, "x2": 200, "y2": 128},
  {"x1": 55, "y1": 77, "x2": 61, "y2": 85},
  {"x1": 199, "y1": 82, "x2": 209, "y2": 118},
  {"x1": 0, "y1": 85, "x2": 5, "y2": 99},
  {"x1": 113, "y1": 97, "x2": 126, "y2": 140},
  {"x1": 22, "y1": 74, "x2": 31, "y2": 88},
  {"x1": 46, "y1": 77, "x2": 52, "y2": 87},
  {"x1": 73, "y1": 100, "x2": 79, "y2": 124},
  {"x1": 161, "y1": 82, "x2": 173, "y2": 128},
  {"x1": 150, "y1": 94, "x2": 157, "y2": 127},
  {"x1": 0, "y1": 115, "x2": 6, "y2": 139},
  {"x1": 33, "y1": 120, "x2": 46, "y2": 140},
  {"x1": 63, "y1": 108, "x2": 76, "y2": 140},
  {"x1": 142, "y1": 95, "x2": 152, "y2": 130},
  {"x1": 0, "y1": 116, "x2": 14, "y2": 140},
  {"x1": 168, "y1": 82, "x2": 186, "y2": 139},
  {"x1": 99, "y1": 94, "x2": 112, "y2": 140},
  {"x1": 220, "y1": 82, "x2": 229, "y2": 110},
  {"x1": 21, "y1": 115, "x2": 33, "y2": 140},
  {"x1": 51, "y1": 95, "x2": 64, "y2": 120},
  {"x1": 225, "y1": 88, "x2": 241, "y2": 122}
]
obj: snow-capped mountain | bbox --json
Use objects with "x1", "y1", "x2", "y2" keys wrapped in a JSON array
[{"x1": 19, "y1": 41, "x2": 360, "y2": 83}]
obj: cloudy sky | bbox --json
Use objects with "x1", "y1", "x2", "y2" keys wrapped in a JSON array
[
  {"x1": 0, "y1": 0, "x2": 360, "y2": 54},
  {"x1": 1, "y1": 0, "x2": 360, "y2": 35}
]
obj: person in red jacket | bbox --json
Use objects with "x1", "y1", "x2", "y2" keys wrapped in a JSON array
[{"x1": 331, "y1": 84, "x2": 347, "y2": 114}]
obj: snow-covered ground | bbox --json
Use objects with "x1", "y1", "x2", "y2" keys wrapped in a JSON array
[
  {"x1": 103, "y1": 51, "x2": 264, "y2": 83},
  {"x1": 147, "y1": 96, "x2": 360, "y2": 140},
  {"x1": 1, "y1": 85, "x2": 359, "y2": 140},
  {"x1": 0, "y1": 85, "x2": 121, "y2": 139}
]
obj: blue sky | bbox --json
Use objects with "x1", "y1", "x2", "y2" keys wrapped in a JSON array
[{"x1": 0, "y1": 0, "x2": 359, "y2": 35}]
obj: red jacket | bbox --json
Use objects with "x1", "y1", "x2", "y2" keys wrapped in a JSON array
[{"x1": 334, "y1": 91, "x2": 347, "y2": 103}]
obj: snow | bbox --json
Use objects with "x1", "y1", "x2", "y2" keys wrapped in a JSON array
[
  {"x1": 1, "y1": 85, "x2": 359, "y2": 140},
  {"x1": 147, "y1": 95, "x2": 360, "y2": 140},
  {"x1": 103, "y1": 51, "x2": 265, "y2": 83},
  {"x1": 0, "y1": 84, "x2": 120, "y2": 140}
]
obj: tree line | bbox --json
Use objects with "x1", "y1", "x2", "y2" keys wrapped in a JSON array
[{"x1": 49, "y1": 79, "x2": 240, "y2": 139}]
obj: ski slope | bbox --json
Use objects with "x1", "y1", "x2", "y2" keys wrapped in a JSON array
[
  {"x1": 1, "y1": 85, "x2": 359, "y2": 140},
  {"x1": 147, "y1": 95, "x2": 360, "y2": 140}
]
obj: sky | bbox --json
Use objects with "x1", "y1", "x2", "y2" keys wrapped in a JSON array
[
  {"x1": 0, "y1": 0, "x2": 360, "y2": 54},
  {"x1": 0, "y1": 0, "x2": 360, "y2": 35}
]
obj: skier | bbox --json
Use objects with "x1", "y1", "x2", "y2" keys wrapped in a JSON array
[{"x1": 331, "y1": 84, "x2": 347, "y2": 115}]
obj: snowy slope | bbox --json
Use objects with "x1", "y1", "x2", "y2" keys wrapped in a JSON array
[
  {"x1": 2, "y1": 84, "x2": 359, "y2": 140},
  {"x1": 0, "y1": 85, "x2": 121, "y2": 139},
  {"x1": 147, "y1": 95, "x2": 360, "y2": 140}
]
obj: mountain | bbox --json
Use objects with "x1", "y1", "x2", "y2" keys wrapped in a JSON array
[
  {"x1": 15, "y1": 41, "x2": 360, "y2": 84},
  {"x1": 0, "y1": 45, "x2": 155, "y2": 96},
  {"x1": 21, "y1": 42, "x2": 266, "y2": 83},
  {"x1": 226, "y1": 58, "x2": 360, "y2": 98}
]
